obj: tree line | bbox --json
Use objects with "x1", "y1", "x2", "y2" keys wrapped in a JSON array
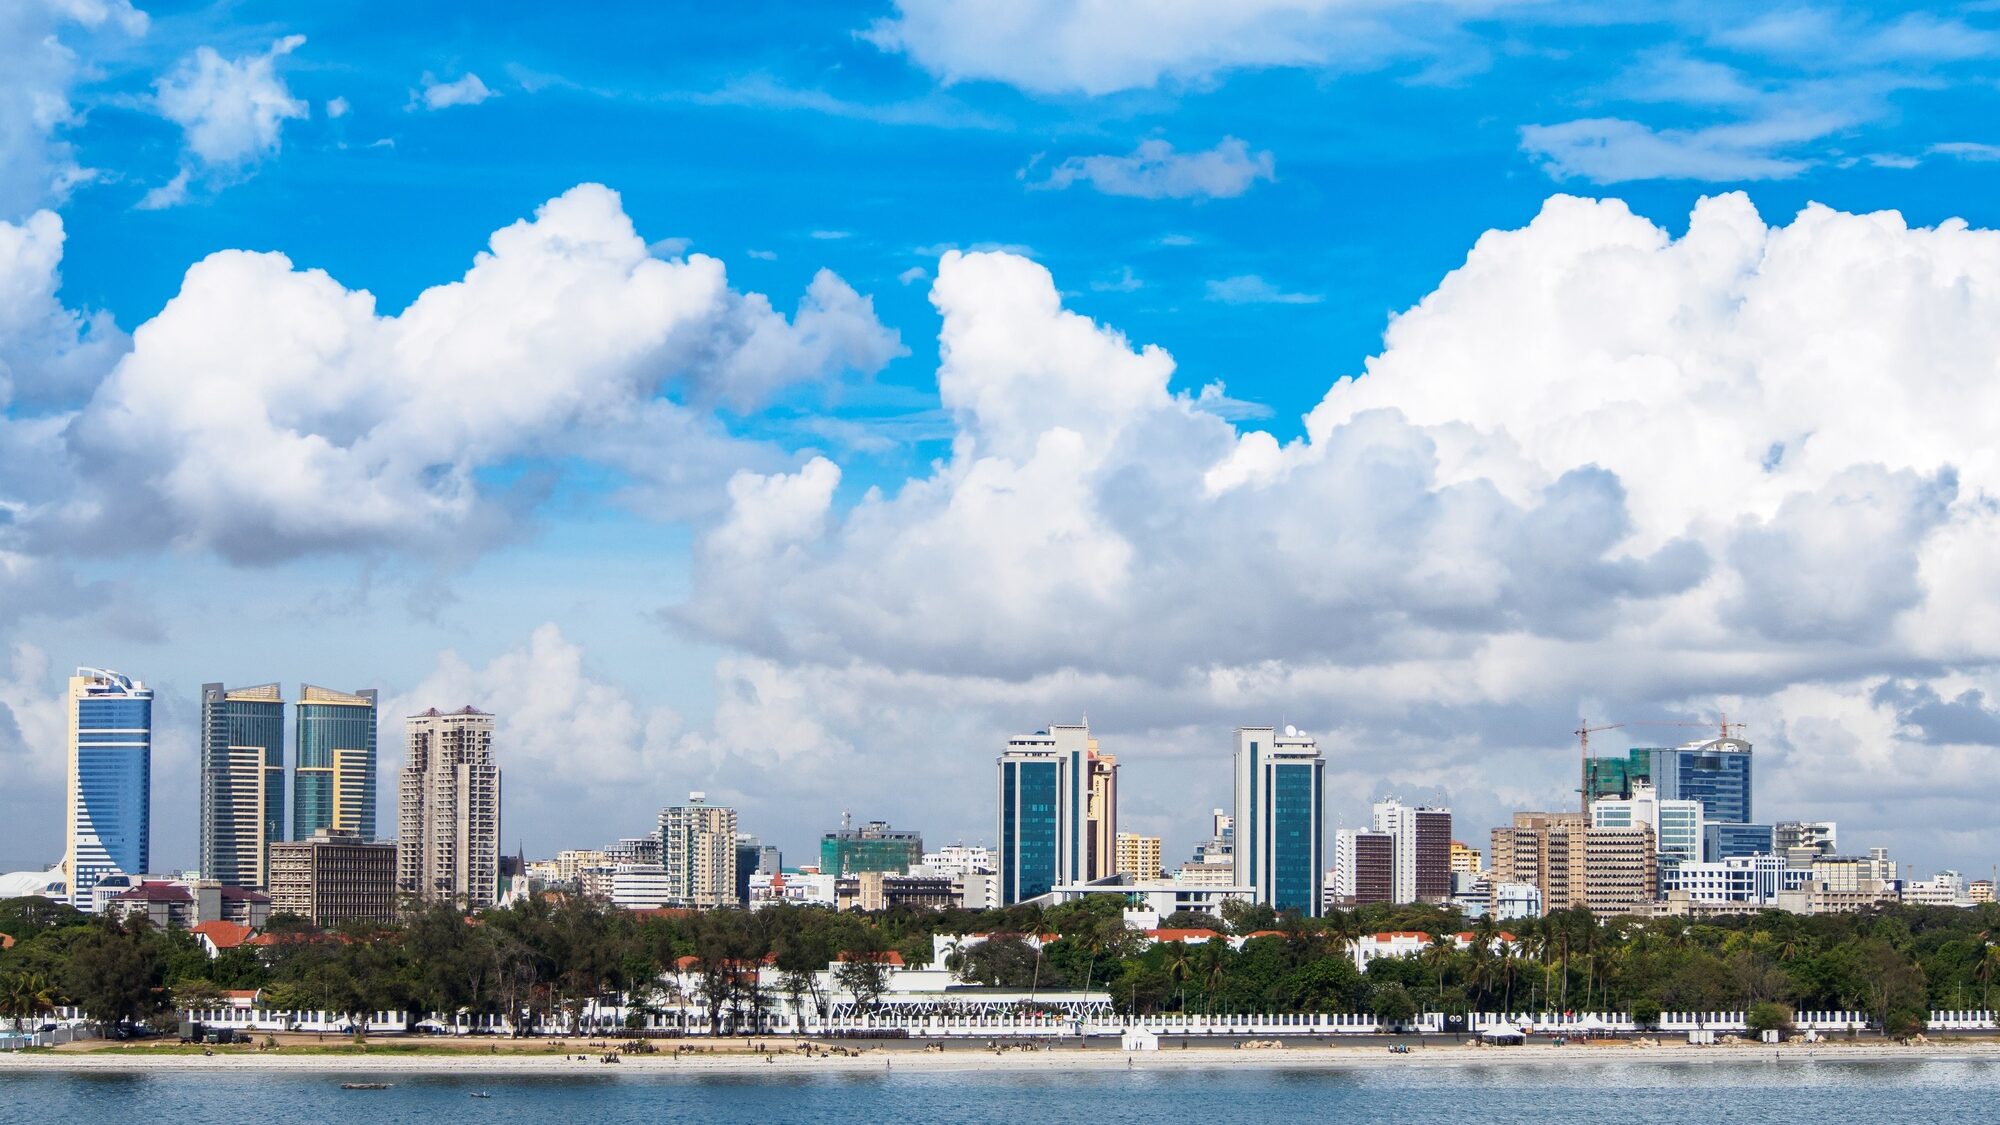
[{"x1": 4, "y1": 894, "x2": 1996, "y2": 1038}]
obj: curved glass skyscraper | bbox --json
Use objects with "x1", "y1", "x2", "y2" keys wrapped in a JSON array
[
  {"x1": 64, "y1": 668, "x2": 153, "y2": 910},
  {"x1": 295, "y1": 685, "x2": 377, "y2": 840}
]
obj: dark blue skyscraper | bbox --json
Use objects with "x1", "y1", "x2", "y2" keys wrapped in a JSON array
[
  {"x1": 997, "y1": 723, "x2": 1089, "y2": 904},
  {"x1": 200, "y1": 683, "x2": 286, "y2": 888},
  {"x1": 63, "y1": 668, "x2": 153, "y2": 910}
]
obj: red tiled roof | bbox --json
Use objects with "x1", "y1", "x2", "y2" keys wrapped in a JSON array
[
  {"x1": 1146, "y1": 928, "x2": 1223, "y2": 941},
  {"x1": 112, "y1": 881, "x2": 194, "y2": 903},
  {"x1": 836, "y1": 950, "x2": 904, "y2": 965},
  {"x1": 0, "y1": 933, "x2": 13, "y2": 950},
  {"x1": 1363, "y1": 931, "x2": 1432, "y2": 942},
  {"x1": 1244, "y1": 930, "x2": 1290, "y2": 939},
  {"x1": 191, "y1": 920, "x2": 254, "y2": 949},
  {"x1": 223, "y1": 989, "x2": 259, "y2": 1001}
]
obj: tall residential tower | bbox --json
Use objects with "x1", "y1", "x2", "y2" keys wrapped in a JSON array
[
  {"x1": 660, "y1": 793, "x2": 738, "y2": 907},
  {"x1": 398, "y1": 706, "x2": 501, "y2": 908},
  {"x1": 199, "y1": 682, "x2": 285, "y2": 889},
  {"x1": 63, "y1": 668, "x2": 154, "y2": 910}
]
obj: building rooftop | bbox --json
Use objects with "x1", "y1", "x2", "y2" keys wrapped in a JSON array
[{"x1": 111, "y1": 881, "x2": 194, "y2": 904}]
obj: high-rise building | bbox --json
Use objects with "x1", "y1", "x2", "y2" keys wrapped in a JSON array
[
  {"x1": 1590, "y1": 782, "x2": 1702, "y2": 879},
  {"x1": 63, "y1": 668, "x2": 154, "y2": 911},
  {"x1": 398, "y1": 706, "x2": 501, "y2": 908},
  {"x1": 1087, "y1": 745, "x2": 1119, "y2": 881},
  {"x1": 268, "y1": 828, "x2": 398, "y2": 926},
  {"x1": 295, "y1": 685, "x2": 377, "y2": 841},
  {"x1": 1648, "y1": 737, "x2": 1753, "y2": 823},
  {"x1": 820, "y1": 816, "x2": 924, "y2": 876},
  {"x1": 1449, "y1": 840, "x2": 1483, "y2": 876},
  {"x1": 1232, "y1": 726, "x2": 1324, "y2": 916},
  {"x1": 997, "y1": 722, "x2": 1091, "y2": 904},
  {"x1": 199, "y1": 683, "x2": 286, "y2": 889},
  {"x1": 1371, "y1": 799, "x2": 1451, "y2": 904},
  {"x1": 1114, "y1": 832, "x2": 1162, "y2": 880},
  {"x1": 735, "y1": 832, "x2": 777, "y2": 904},
  {"x1": 1193, "y1": 809, "x2": 1234, "y2": 863},
  {"x1": 1332, "y1": 828, "x2": 1394, "y2": 904},
  {"x1": 1501, "y1": 812, "x2": 1656, "y2": 916},
  {"x1": 660, "y1": 793, "x2": 738, "y2": 907}
]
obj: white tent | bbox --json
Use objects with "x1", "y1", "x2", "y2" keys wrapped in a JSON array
[{"x1": 1476, "y1": 1024, "x2": 1527, "y2": 1043}]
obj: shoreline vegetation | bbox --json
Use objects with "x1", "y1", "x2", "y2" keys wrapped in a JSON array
[
  {"x1": 5, "y1": 1038, "x2": 2000, "y2": 1076},
  {"x1": 6, "y1": 893, "x2": 1999, "y2": 1047}
]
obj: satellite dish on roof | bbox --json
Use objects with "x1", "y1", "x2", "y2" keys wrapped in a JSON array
[{"x1": 1284, "y1": 725, "x2": 1297, "y2": 737}]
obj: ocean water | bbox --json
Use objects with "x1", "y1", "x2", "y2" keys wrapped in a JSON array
[{"x1": 4, "y1": 1058, "x2": 1998, "y2": 1123}]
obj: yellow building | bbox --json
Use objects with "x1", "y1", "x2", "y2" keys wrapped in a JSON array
[{"x1": 1114, "y1": 832, "x2": 1162, "y2": 881}]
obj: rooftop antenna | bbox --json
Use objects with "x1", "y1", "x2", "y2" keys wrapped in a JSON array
[{"x1": 841, "y1": 809, "x2": 852, "y2": 831}]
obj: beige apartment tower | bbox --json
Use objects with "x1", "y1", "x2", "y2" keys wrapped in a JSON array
[
  {"x1": 269, "y1": 828, "x2": 398, "y2": 926},
  {"x1": 660, "y1": 793, "x2": 738, "y2": 907},
  {"x1": 1114, "y1": 832, "x2": 1162, "y2": 881},
  {"x1": 398, "y1": 706, "x2": 501, "y2": 909},
  {"x1": 1087, "y1": 742, "x2": 1119, "y2": 881},
  {"x1": 1491, "y1": 811, "x2": 1655, "y2": 916}
]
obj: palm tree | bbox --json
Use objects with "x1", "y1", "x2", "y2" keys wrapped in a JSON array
[
  {"x1": 1165, "y1": 943, "x2": 1194, "y2": 1013},
  {"x1": 1973, "y1": 932, "x2": 2000, "y2": 1012},
  {"x1": 1422, "y1": 933, "x2": 1456, "y2": 1002},
  {"x1": 1198, "y1": 941, "x2": 1228, "y2": 1016}
]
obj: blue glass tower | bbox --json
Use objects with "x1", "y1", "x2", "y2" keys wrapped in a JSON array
[
  {"x1": 64, "y1": 667, "x2": 153, "y2": 910},
  {"x1": 1649, "y1": 738, "x2": 1753, "y2": 824},
  {"x1": 1234, "y1": 726, "x2": 1325, "y2": 917},
  {"x1": 997, "y1": 723, "x2": 1088, "y2": 904}
]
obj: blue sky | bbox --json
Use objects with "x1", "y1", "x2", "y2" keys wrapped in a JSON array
[{"x1": 7, "y1": 0, "x2": 2000, "y2": 878}]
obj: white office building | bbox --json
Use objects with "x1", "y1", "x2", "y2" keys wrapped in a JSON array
[
  {"x1": 1592, "y1": 782, "x2": 1702, "y2": 879},
  {"x1": 1664, "y1": 854, "x2": 1795, "y2": 905}
]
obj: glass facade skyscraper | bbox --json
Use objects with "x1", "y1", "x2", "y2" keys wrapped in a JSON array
[
  {"x1": 1234, "y1": 726, "x2": 1325, "y2": 917},
  {"x1": 295, "y1": 685, "x2": 377, "y2": 840},
  {"x1": 200, "y1": 682, "x2": 286, "y2": 888},
  {"x1": 64, "y1": 668, "x2": 153, "y2": 910},
  {"x1": 997, "y1": 723, "x2": 1089, "y2": 905},
  {"x1": 1649, "y1": 738, "x2": 1753, "y2": 824}
]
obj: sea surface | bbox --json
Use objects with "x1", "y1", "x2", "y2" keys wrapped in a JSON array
[{"x1": 5, "y1": 1057, "x2": 1998, "y2": 1123}]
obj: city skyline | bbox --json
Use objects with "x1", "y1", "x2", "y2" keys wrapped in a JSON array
[{"x1": 11, "y1": 2, "x2": 2000, "y2": 882}]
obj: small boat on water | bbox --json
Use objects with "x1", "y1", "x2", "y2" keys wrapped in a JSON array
[
  {"x1": 341, "y1": 1082, "x2": 393, "y2": 1090},
  {"x1": 470, "y1": 1092, "x2": 492, "y2": 1099}
]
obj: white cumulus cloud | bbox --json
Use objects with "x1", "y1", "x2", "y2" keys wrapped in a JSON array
[
  {"x1": 29, "y1": 183, "x2": 899, "y2": 562},
  {"x1": 664, "y1": 193, "x2": 2000, "y2": 871}
]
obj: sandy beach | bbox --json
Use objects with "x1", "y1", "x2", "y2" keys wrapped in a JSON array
[{"x1": 6, "y1": 1039, "x2": 1999, "y2": 1077}]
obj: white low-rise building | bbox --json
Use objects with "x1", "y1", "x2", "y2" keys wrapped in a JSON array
[{"x1": 611, "y1": 865, "x2": 676, "y2": 910}]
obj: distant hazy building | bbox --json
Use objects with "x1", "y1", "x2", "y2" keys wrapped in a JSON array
[
  {"x1": 63, "y1": 668, "x2": 154, "y2": 911},
  {"x1": 1115, "y1": 832, "x2": 1162, "y2": 881},
  {"x1": 1193, "y1": 809, "x2": 1234, "y2": 863},
  {"x1": 199, "y1": 682, "x2": 285, "y2": 889},
  {"x1": 1332, "y1": 828, "x2": 1394, "y2": 905},
  {"x1": 398, "y1": 706, "x2": 501, "y2": 908},
  {"x1": 997, "y1": 722, "x2": 1091, "y2": 904},
  {"x1": 1232, "y1": 726, "x2": 1324, "y2": 916},
  {"x1": 661, "y1": 793, "x2": 738, "y2": 907},
  {"x1": 821, "y1": 816, "x2": 923, "y2": 876},
  {"x1": 1372, "y1": 799, "x2": 1451, "y2": 904},
  {"x1": 295, "y1": 685, "x2": 378, "y2": 840},
  {"x1": 1087, "y1": 745, "x2": 1119, "y2": 881},
  {"x1": 269, "y1": 828, "x2": 397, "y2": 926},
  {"x1": 1774, "y1": 820, "x2": 1837, "y2": 856}
]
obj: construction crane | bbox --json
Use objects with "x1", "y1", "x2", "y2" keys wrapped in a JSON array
[
  {"x1": 1574, "y1": 722, "x2": 1624, "y2": 815},
  {"x1": 1575, "y1": 714, "x2": 1753, "y2": 814}
]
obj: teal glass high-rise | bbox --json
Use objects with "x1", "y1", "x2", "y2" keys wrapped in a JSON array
[
  {"x1": 200, "y1": 683, "x2": 285, "y2": 888},
  {"x1": 294, "y1": 685, "x2": 377, "y2": 840}
]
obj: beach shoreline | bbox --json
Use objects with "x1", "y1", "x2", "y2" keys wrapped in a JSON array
[{"x1": 6, "y1": 1040, "x2": 1999, "y2": 1077}]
